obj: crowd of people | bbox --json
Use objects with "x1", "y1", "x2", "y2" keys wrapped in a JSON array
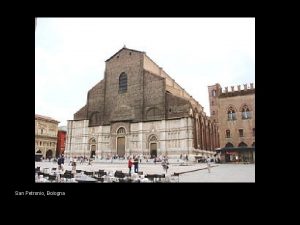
[{"x1": 40, "y1": 153, "x2": 218, "y2": 176}]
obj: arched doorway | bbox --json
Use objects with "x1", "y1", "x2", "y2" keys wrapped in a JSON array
[
  {"x1": 149, "y1": 135, "x2": 158, "y2": 158},
  {"x1": 225, "y1": 142, "x2": 234, "y2": 162},
  {"x1": 90, "y1": 145, "x2": 96, "y2": 158},
  {"x1": 117, "y1": 127, "x2": 126, "y2": 157},
  {"x1": 150, "y1": 143, "x2": 157, "y2": 158},
  {"x1": 46, "y1": 150, "x2": 53, "y2": 159},
  {"x1": 238, "y1": 142, "x2": 247, "y2": 147},
  {"x1": 89, "y1": 138, "x2": 97, "y2": 158}
]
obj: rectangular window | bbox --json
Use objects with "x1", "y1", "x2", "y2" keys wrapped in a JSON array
[
  {"x1": 239, "y1": 129, "x2": 244, "y2": 137},
  {"x1": 252, "y1": 128, "x2": 255, "y2": 137},
  {"x1": 226, "y1": 130, "x2": 230, "y2": 138}
]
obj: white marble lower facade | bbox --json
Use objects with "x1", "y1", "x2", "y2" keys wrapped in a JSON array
[{"x1": 65, "y1": 117, "x2": 201, "y2": 158}]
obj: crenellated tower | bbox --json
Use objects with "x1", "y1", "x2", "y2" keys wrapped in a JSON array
[{"x1": 208, "y1": 83, "x2": 221, "y2": 123}]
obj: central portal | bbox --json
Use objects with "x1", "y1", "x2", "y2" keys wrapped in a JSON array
[
  {"x1": 90, "y1": 145, "x2": 96, "y2": 158},
  {"x1": 150, "y1": 143, "x2": 157, "y2": 158},
  {"x1": 117, "y1": 137, "x2": 125, "y2": 157}
]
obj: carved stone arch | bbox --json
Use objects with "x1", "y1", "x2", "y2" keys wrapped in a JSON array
[
  {"x1": 89, "y1": 137, "x2": 96, "y2": 144},
  {"x1": 117, "y1": 127, "x2": 126, "y2": 135},
  {"x1": 148, "y1": 134, "x2": 158, "y2": 142}
]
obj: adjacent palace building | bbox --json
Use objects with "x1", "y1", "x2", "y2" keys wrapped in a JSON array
[
  {"x1": 208, "y1": 83, "x2": 255, "y2": 163},
  {"x1": 65, "y1": 47, "x2": 219, "y2": 159},
  {"x1": 35, "y1": 114, "x2": 59, "y2": 159}
]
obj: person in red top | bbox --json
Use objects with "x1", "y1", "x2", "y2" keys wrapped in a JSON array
[{"x1": 128, "y1": 157, "x2": 133, "y2": 175}]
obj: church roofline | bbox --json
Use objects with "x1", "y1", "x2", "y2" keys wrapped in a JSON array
[{"x1": 105, "y1": 47, "x2": 145, "y2": 62}]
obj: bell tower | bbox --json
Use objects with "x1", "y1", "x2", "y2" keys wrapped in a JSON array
[{"x1": 208, "y1": 83, "x2": 221, "y2": 123}]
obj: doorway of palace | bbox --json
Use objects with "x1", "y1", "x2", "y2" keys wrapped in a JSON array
[
  {"x1": 117, "y1": 137, "x2": 125, "y2": 157},
  {"x1": 46, "y1": 150, "x2": 53, "y2": 159},
  {"x1": 90, "y1": 145, "x2": 96, "y2": 158},
  {"x1": 150, "y1": 143, "x2": 157, "y2": 158}
]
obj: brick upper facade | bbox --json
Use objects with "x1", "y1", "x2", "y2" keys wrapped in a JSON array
[{"x1": 74, "y1": 47, "x2": 199, "y2": 126}]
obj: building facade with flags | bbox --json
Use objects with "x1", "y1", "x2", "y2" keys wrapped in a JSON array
[
  {"x1": 65, "y1": 47, "x2": 218, "y2": 159},
  {"x1": 208, "y1": 83, "x2": 255, "y2": 163}
]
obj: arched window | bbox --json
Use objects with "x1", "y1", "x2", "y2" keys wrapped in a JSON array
[
  {"x1": 241, "y1": 105, "x2": 251, "y2": 119},
  {"x1": 227, "y1": 106, "x2": 236, "y2": 121},
  {"x1": 117, "y1": 127, "x2": 126, "y2": 134},
  {"x1": 119, "y1": 72, "x2": 127, "y2": 93}
]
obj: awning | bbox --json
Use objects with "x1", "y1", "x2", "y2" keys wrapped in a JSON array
[{"x1": 219, "y1": 147, "x2": 255, "y2": 152}]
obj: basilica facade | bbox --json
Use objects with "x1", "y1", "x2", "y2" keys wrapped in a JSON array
[{"x1": 65, "y1": 47, "x2": 219, "y2": 159}]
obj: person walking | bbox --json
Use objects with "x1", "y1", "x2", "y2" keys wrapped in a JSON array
[
  {"x1": 58, "y1": 154, "x2": 64, "y2": 171},
  {"x1": 58, "y1": 156, "x2": 62, "y2": 170},
  {"x1": 72, "y1": 158, "x2": 77, "y2": 175},
  {"x1": 162, "y1": 157, "x2": 169, "y2": 174},
  {"x1": 207, "y1": 157, "x2": 211, "y2": 173}
]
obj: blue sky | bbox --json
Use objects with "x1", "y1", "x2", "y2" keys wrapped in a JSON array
[{"x1": 35, "y1": 18, "x2": 255, "y2": 126}]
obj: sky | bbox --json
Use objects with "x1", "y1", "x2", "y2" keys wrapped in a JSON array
[{"x1": 35, "y1": 18, "x2": 255, "y2": 126}]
